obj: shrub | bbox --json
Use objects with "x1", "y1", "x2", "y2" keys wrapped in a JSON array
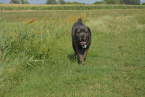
[
  {"x1": 65, "y1": 2, "x2": 71, "y2": 4},
  {"x1": 93, "y1": 1, "x2": 102, "y2": 4},
  {"x1": 142, "y1": 3, "x2": 145, "y2": 5}
]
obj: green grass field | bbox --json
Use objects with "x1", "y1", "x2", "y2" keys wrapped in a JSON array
[{"x1": 0, "y1": 9, "x2": 145, "y2": 97}]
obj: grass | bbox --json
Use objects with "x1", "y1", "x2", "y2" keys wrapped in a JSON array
[{"x1": 0, "y1": 9, "x2": 145, "y2": 97}]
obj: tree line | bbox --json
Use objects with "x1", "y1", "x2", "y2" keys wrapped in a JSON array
[
  {"x1": 9, "y1": 0, "x2": 141, "y2": 5},
  {"x1": 45, "y1": 0, "x2": 86, "y2": 4},
  {"x1": 94, "y1": 0, "x2": 141, "y2": 5},
  {"x1": 9, "y1": 0, "x2": 85, "y2": 4},
  {"x1": 46, "y1": 0, "x2": 141, "y2": 5},
  {"x1": 10, "y1": 0, "x2": 29, "y2": 4}
]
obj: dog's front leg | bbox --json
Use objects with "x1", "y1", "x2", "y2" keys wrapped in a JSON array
[
  {"x1": 75, "y1": 51, "x2": 78, "y2": 59},
  {"x1": 83, "y1": 48, "x2": 89, "y2": 59},
  {"x1": 79, "y1": 54, "x2": 85, "y2": 65},
  {"x1": 77, "y1": 50, "x2": 85, "y2": 65}
]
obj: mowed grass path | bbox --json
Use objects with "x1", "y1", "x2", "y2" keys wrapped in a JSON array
[{"x1": 1, "y1": 9, "x2": 145, "y2": 96}]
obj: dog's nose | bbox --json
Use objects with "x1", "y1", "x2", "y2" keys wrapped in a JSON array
[{"x1": 81, "y1": 34, "x2": 85, "y2": 38}]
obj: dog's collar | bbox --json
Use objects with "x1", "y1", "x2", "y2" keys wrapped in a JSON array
[{"x1": 82, "y1": 45, "x2": 87, "y2": 49}]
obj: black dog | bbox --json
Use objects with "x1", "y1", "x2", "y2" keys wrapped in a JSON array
[{"x1": 72, "y1": 18, "x2": 91, "y2": 65}]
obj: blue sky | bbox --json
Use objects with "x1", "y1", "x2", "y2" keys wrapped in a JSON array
[{"x1": 0, "y1": 0, "x2": 144, "y2": 4}]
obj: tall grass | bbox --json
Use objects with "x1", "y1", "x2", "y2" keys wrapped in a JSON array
[
  {"x1": 0, "y1": 11, "x2": 86, "y2": 61},
  {"x1": 0, "y1": 11, "x2": 88, "y2": 96},
  {"x1": 0, "y1": 10, "x2": 145, "y2": 96},
  {"x1": 0, "y1": 4, "x2": 145, "y2": 11}
]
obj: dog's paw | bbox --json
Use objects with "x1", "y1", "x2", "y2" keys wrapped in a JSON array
[{"x1": 82, "y1": 62, "x2": 85, "y2": 66}]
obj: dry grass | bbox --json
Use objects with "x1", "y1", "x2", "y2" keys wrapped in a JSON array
[{"x1": 86, "y1": 16, "x2": 137, "y2": 33}]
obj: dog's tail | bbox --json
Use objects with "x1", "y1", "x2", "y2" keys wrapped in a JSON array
[{"x1": 78, "y1": 18, "x2": 82, "y2": 22}]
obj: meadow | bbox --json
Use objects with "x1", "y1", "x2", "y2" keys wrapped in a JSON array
[{"x1": 0, "y1": 7, "x2": 145, "y2": 96}]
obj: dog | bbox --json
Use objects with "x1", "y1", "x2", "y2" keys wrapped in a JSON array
[{"x1": 72, "y1": 18, "x2": 91, "y2": 65}]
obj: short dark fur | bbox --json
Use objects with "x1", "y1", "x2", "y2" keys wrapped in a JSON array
[{"x1": 72, "y1": 18, "x2": 91, "y2": 65}]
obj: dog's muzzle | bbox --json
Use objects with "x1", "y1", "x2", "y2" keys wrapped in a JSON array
[
  {"x1": 79, "y1": 34, "x2": 86, "y2": 44},
  {"x1": 79, "y1": 34, "x2": 87, "y2": 48}
]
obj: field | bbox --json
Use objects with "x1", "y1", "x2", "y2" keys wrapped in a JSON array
[
  {"x1": 0, "y1": 5, "x2": 145, "y2": 97},
  {"x1": 0, "y1": 4, "x2": 145, "y2": 10}
]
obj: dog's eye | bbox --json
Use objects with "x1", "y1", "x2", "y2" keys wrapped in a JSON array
[
  {"x1": 76, "y1": 29, "x2": 80, "y2": 33},
  {"x1": 84, "y1": 31, "x2": 87, "y2": 34},
  {"x1": 76, "y1": 32, "x2": 80, "y2": 35},
  {"x1": 77, "y1": 31, "x2": 81, "y2": 34}
]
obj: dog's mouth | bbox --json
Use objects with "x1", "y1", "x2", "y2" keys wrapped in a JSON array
[
  {"x1": 80, "y1": 41, "x2": 87, "y2": 48},
  {"x1": 80, "y1": 41, "x2": 86, "y2": 44},
  {"x1": 80, "y1": 41, "x2": 86, "y2": 45}
]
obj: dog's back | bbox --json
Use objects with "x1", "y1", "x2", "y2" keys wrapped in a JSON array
[{"x1": 72, "y1": 18, "x2": 85, "y2": 31}]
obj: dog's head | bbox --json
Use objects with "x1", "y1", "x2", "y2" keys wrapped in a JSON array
[{"x1": 75, "y1": 26, "x2": 91, "y2": 46}]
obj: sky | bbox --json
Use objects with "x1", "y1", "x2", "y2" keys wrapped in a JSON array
[{"x1": 0, "y1": 0, "x2": 144, "y2": 4}]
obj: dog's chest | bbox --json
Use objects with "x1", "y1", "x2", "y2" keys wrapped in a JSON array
[
  {"x1": 82, "y1": 45, "x2": 87, "y2": 49},
  {"x1": 79, "y1": 47, "x2": 87, "y2": 52}
]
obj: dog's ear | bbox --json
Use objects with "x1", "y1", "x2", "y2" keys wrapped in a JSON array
[
  {"x1": 75, "y1": 26, "x2": 81, "y2": 33},
  {"x1": 84, "y1": 26, "x2": 91, "y2": 34},
  {"x1": 85, "y1": 26, "x2": 91, "y2": 45}
]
